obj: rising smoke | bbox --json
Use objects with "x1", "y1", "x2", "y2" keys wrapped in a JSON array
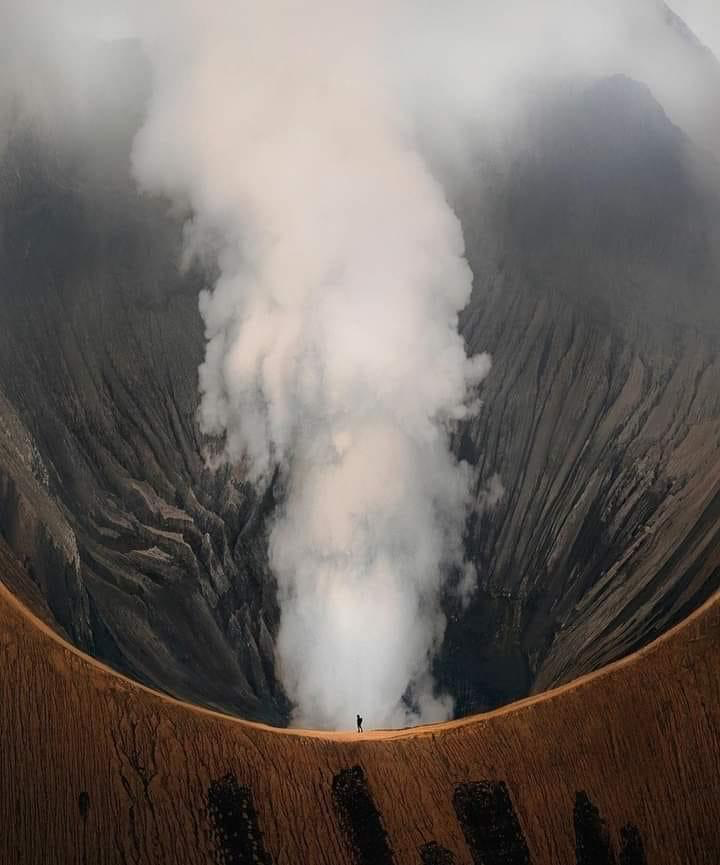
[
  {"x1": 131, "y1": 1, "x2": 493, "y2": 728},
  {"x1": 2, "y1": 0, "x2": 720, "y2": 728},
  {"x1": 129, "y1": 0, "x2": 720, "y2": 729}
]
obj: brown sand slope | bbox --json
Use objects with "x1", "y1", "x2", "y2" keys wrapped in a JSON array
[{"x1": 0, "y1": 540, "x2": 718, "y2": 865}]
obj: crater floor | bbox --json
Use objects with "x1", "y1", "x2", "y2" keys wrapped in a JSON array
[{"x1": 0, "y1": 539, "x2": 718, "y2": 863}]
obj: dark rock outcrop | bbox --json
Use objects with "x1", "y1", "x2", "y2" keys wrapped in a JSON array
[
  {"x1": 0, "y1": 122, "x2": 286, "y2": 722},
  {"x1": 441, "y1": 75, "x2": 720, "y2": 712}
]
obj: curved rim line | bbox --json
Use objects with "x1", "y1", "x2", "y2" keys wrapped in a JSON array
[{"x1": 1, "y1": 576, "x2": 716, "y2": 741}]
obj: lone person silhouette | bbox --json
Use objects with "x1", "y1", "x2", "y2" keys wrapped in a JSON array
[{"x1": 356, "y1": 714, "x2": 363, "y2": 733}]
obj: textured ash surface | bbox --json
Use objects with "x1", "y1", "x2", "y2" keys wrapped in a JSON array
[
  {"x1": 1, "y1": 43, "x2": 720, "y2": 722},
  {"x1": 0, "y1": 543, "x2": 717, "y2": 864}
]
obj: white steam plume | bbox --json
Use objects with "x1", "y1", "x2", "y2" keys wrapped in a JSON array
[
  {"x1": 127, "y1": 0, "x2": 720, "y2": 729},
  {"x1": 132, "y1": 1, "x2": 491, "y2": 728}
]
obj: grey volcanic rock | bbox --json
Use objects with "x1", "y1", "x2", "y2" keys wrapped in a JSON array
[
  {"x1": 1, "y1": 56, "x2": 720, "y2": 721},
  {"x1": 0, "y1": 127, "x2": 287, "y2": 723},
  {"x1": 439, "y1": 76, "x2": 720, "y2": 713}
]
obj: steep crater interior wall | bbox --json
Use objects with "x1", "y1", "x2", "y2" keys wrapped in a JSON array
[{"x1": 1, "y1": 74, "x2": 720, "y2": 725}]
